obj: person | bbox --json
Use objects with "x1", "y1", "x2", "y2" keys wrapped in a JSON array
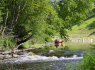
[
  {"x1": 55, "y1": 39, "x2": 64, "y2": 48},
  {"x1": 55, "y1": 39, "x2": 60, "y2": 48}
]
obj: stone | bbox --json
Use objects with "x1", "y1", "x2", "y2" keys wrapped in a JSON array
[{"x1": 49, "y1": 50, "x2": 55, "y2": 54}]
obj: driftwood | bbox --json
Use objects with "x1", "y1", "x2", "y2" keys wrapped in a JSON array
[{"x1": 0, "y1": 45, "x2": 46, "y2": 55}]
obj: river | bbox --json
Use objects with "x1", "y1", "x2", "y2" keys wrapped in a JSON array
[{"x1": 0, "y1": 42, "x2": 95, "y2": 70}]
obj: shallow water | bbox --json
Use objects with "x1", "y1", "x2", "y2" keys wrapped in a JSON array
[
  {"x1": 0, "y1": 57, "x2": 82, "y2": 70},
  {"x1": 0, "y1": 50, "x2": 83, "y2": 70},
  {"x1": 0, "y1": 42, "x2": 95, "y2": 70}
]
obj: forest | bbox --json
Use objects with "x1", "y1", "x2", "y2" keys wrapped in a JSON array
[
  {"x1": 0, "y1": 0, "x2": 95, "y2": 70},
  {"x1": 0, "y1": 0, "x2": 94, "y2": 50}
]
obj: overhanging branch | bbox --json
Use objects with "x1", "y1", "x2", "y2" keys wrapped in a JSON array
[{"x1": 16, "y1": 35, "x2": 33, "y2": 49}]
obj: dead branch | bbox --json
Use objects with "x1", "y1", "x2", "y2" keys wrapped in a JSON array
[{"x1": 1, "y1": 45, "x2": 46, "y2": 55}]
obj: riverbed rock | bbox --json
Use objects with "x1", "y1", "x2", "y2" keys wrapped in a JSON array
[
  {"x1": 0, "y1": 56, "x2": 7, "y2": 60},
  {"x1": 49, "y1": 50, "x2": 55, "y2": 54}
]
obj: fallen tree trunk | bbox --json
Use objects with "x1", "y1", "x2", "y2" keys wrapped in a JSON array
[{"x1": 1, "y1": 45, "x2": 46, "y2": 55}]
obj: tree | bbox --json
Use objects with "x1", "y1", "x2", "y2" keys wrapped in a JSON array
[
  {"x1": 0, "y1": 0, "x2": 94, "y2": 49},
  {"x1": 0, "y1": 0, "x2": 59, "y2": 48},
  {"x1": 53, "y1": 0, "x2": 94, "y2": 38}
]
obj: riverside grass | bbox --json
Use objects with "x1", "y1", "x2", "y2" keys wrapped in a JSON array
[
  {"x1": 67, "y1": 14, "x2": 95, "y2": 40},
  {"x1": 68, "y1": 53, "x2": 95, "y2": 70}
]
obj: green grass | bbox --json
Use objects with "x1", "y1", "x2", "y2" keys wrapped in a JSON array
[
  {"x1": 30, "y1": 45, "x2": 65, "y2": 54},
  {"x1": 22, "y1": 40, "x2": 95, "y2": 52},
  {"x1": 64, "y1": 42, "x2": 95, "y2": 51},
  {"x1": 67, "y1": 14, "x2": 95, "y2": 39},
  {"x1": 22, "y1": 39, "x2": 45, "y2": 48},
  {"x1": 68, "y1": 53, "x2": 95, "y2": 70}
]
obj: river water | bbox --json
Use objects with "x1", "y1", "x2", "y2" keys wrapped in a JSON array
[
  {"x1": 0, "y1": 42, "x2": 95, "y2": 70},
  {"x1": 0, "y1": 55, "x2": 83, "y2": 70}
]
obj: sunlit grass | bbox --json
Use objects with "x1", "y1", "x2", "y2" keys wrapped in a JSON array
[
  {"x1": 64, "y1": 42, "x2": 94, "y2": 51},
  {"x1": 67, "y1": 14, "x2": 95, "y2": 39}
]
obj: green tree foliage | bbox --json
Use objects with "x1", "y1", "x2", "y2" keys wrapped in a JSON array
[
  {"x1": 0, "y1": 0, "x2": 94, "y2": 49},
  {"x1": 53, "y1": 0, "x2": 94, "y2": 38}
]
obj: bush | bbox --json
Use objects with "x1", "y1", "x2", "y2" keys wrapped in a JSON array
[
  {"x1": 68, "y1": 53, "x2": 95, "y2": 70},
  {"x1": 0, "y1": 36, "x2": 16, "y2": 51}
]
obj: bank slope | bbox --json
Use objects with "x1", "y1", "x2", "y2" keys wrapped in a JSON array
[{"x1": 67, "y1": 14, "x2": 95, "y2": 39}]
